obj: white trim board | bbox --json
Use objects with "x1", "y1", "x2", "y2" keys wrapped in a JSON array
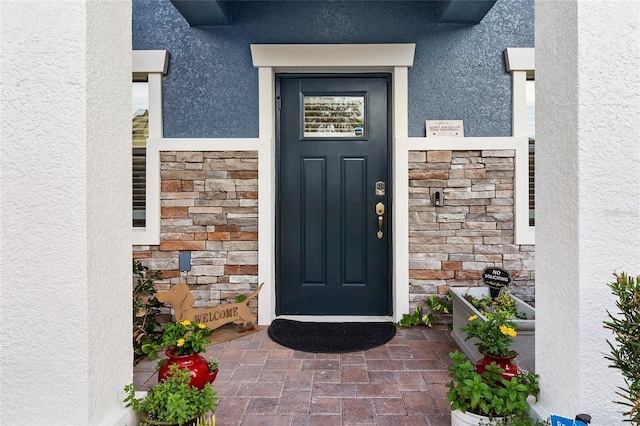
[
  {"x1": 505, "y1": 47, "x2": 535, "y2": 72},
  {"x1": 252, "y1": 44, "x2": 415, "y2": 325},
  {"x1": 505, "y1": 47, "x2": 535, "y2": 244},
  {"x1": 251, "y1": 44, "x2": 416, "y2": 69},
  {"x1": 152, "y1": 138, "x2": 260, "y2": 152},
  {"x1": 132, "y1": 50, "x2": 169, "y2": 246},
  {"x1": 133, "y1": 50, "x2": 169, "y2": 74}
]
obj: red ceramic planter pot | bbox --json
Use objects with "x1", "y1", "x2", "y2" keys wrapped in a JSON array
[
  {"x1": 158, "y1": 350, "x2": 218, "y2": 390},
  {"x1": 474, "y1": 353, "x2": 518, "y2": 381}
]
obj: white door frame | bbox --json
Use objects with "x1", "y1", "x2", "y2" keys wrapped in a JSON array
[{"x1": 251, "y1": 44, "x2": 416, "y2": 324}]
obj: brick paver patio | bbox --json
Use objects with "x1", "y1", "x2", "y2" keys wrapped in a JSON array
[{"x1": 134, "y1": 325, "x2": 456, "y2": 426}]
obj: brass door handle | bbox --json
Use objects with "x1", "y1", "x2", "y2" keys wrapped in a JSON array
[{"x1": 376, "y1": 202, "x2": 385, "y2": 239}]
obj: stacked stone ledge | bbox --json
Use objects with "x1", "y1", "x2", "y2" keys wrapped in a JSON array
[
  {"x1": 133, "y1": 148, "x2": 535, "y2": 320},
  {"x1": 133, "y1": 151, "x2": 259, "y2": 317},
  {"x1": 408, "y1": 150, "x2": 535, "y2": 312}
]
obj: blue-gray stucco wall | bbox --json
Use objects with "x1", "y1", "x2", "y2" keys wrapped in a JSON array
[{"x1": 133, "y1": 0, "x2": 534, "y2": 138}]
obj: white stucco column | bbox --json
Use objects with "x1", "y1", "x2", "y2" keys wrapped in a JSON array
[
  {"x1": 1, "y1": 1, "x2": 133, "y2": 424},
  {"x1": 535, "y1": 1, "x2": 640, "y2": 424}
]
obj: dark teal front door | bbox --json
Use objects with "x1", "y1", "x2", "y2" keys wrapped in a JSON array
[{"x1": 276, "y1": 75, "x2": 391, "y2": 315}]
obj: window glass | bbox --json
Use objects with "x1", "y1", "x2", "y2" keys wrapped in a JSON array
[
  {"x1": 133, "y1": 82, "x2": 149, "y2": 147},
  {"x1": 303, "y1": 95, "x2": 365, "y2": 138},
  {"x1": 132, "y1": 81, "x2": 148, "y2": 227},
  {"x1": 526, "y1": 79, "x2": 535, "y2": 227}
]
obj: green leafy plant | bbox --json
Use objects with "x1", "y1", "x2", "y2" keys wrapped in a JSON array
[
  {"x1": 461, "y1": 311, "x2": 518, "y2": 357},
  {"x1": 397, "y1": 294, "x2": 450, "y2": 327},
  {"x1": 133, "y1": 260, "x2": 163, "y2": 362},
  {"x1": 150, "y1": 320, "x2": 214, "y2": 358},
  {"x1": 446, "y1": 351, "x2": 539, "y2": 419},
  {"x1": 155, "y1": 358, "x2": 168, "y2": 371},
  {"x1": 464, "y1": 291, "x2": 528, "y2": 320},
  {"x1": 193, "y1": 413, "x2": 216, "y2": 426},
  {"x1": 207, "y1": 358, "x2": 219, "y2": 372},
  {"x1": 604, "y1": 272, "x2": 640, "y2": 425},
  {"x1": 155, "y1": 357, "x2": 218, "y2": 374},
  {"x1": 124, "y1": 364, "x2": 218, "y2": 426},
  {"x1": 480, "y1": 416, "x2": 550, "y2": 426}
]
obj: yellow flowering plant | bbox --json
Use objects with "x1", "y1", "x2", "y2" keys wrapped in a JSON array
[
  {"x1": 157, "y1": 320, "x2": 214, "y2": 356},
  {"x1": 461, "y1": 311, "x2": 518, "y2": 357}
]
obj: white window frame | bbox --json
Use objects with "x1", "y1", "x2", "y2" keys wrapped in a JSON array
[
  {"x1": 132, "y1": 50, "x2": 168, "y2": 246},
  {"x1": 506, "y1": 47, "x2": 535, "y2": 245}
]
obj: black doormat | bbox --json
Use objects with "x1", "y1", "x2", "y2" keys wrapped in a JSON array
[{"x1": 267, "y1": 319, "x2": 397, "y2": 353}]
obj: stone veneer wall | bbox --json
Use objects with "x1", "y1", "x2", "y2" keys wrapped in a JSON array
[
  {"x1": 133, "y1": 151, "x2": 259, "y2": 315},
  {"x1": 408, "y1": 150, "x2": 535, "y2": 310},
  {"x1": 133, "y1": 148, "x2": 534, "y2": 317}
]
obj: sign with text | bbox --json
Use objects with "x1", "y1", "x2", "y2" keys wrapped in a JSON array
[
  {"x1": 157, "y1": 282, "x2": 263, "y2": 332},
  {"x1": 426, "y1": 120, "x2": 464, "y2": 137},
  {"x1": 482, "y1": 267, "x2": 512, "y2": 289},
  {"x1": 550, "y1": 414, "x2": 589, "y2": 426}
]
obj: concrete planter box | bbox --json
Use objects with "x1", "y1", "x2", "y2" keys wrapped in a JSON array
[{"x1": 450, "y1": 287, "x2": 536, "y2": 372}]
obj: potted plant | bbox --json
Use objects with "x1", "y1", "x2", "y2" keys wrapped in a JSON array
[
  {"x1": 150, "y1": 320, "x2": 218, "y2": 389},
  {"x1": 124, "y1": 364, "x2": 218, "y2": 426},
  {"x1": 461, "y1": 311, "x2": 519, "y2": 380},
  {"x1": 450, "y1": 287, "x2": 535, "y2": 372},
  {"x1": 446, "y1": 351, "x2": 540, "y2": 426},
  {"x1": 604, "y1": 272, "x2": 640, "y2": 425},
  {"x1": 465, "y1": 292, "x2": 528, "y2": 320},
  {"x1": 447, "y1": 306, "x2": 539, "y2": 426}
]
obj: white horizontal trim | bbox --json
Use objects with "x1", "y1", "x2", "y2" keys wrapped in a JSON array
[
  {"x1": 251, "y1": 44, "x2": 416, "y2": 69},
  {"x1": 404, "y1": 136, "x2": 524, "y2": 151},
  {"x1": 276, "y1": 316, "x2": 394, "y2": 323},
  {"x1": 133, "y1": 50, "x2": 169, "y2": 74},
  {"x1": 505, "y1": 47, "x2": 534, "y2": 72},
  {"x1": 154, "y1": 138, "x2": 260, "y2": 151}
]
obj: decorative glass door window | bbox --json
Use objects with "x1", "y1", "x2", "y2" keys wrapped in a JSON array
[{"x1": 303, "y1": 95, "x2": 365, "y2": 138}]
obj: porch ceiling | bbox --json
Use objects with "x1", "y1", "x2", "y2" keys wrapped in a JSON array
[{"x1": 169, "y1": 0, "x2": 498, "y2": 27}]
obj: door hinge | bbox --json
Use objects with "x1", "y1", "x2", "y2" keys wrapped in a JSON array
[{"x1": 276, "y1": 97, "x2": 282, "y2": 111}]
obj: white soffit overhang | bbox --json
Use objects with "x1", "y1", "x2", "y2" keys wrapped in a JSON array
[
  {"x1": 505, "y1": 47, "x2": 534, "y2": 72},
  {"x1": 133, "y1": 50, "x2": 169, "y2": 74},
  {"x1": 251, "y1": 44, "x2": 416, "y2": 70}
]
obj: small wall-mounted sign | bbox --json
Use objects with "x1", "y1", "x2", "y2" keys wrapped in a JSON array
[
  {"x1": 549, "y1": 414, "x2": 590, "y2": 426},
  {"x1": 482, "y1": 267, "x2": 512, "y2": 289},
  {"x1": 426, "y1": 120, "x2": 464, "y2": 137}
]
